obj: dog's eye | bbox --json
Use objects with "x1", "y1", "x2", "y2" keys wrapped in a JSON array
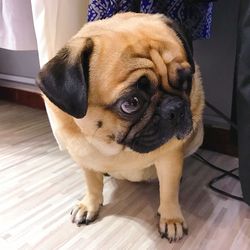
[{"x1": 121, "y1": 96, "x2": 141, "y2": 114}]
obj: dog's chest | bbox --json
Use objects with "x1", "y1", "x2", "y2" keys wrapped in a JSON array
[
  {"x1": 106, "y1": 165, "x2": 157, "y2": 182},
  {"x1": 87, "y1": 152, "x2": 157, "y2": 181},
  {"x1": 66, "y1": 138, "x2": 157, "y2": 181},
  {"x1": 80, "y1": 148, "x2": 154, "y2": 171}
]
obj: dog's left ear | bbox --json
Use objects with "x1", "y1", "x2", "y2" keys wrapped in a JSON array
[
  {"x1": 36, "y1": 38, "x2": 94, "y2": 118},
  {"x1": 162, "y1": 18, "x2": 195, "y2": 94},
  {"x1": 167, "y1": 20, "x2": 195, "y2": 74}
]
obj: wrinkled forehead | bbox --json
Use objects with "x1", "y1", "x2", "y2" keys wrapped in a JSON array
[
  {"x1": 81, "y1": 13, "x2": 181, "y2": 47},
  {"x1": 78, "y1": 14, "x2": 189, "y2": 104}
]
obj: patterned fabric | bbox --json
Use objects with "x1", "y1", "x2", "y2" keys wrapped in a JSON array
[{"x1": 87, "y1": 0, "x2": 213, "y2": 40}]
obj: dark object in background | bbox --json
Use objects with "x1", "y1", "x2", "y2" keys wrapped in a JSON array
[
  {"x1": 233, "y1": 0, "x2": 250, "y2": 205},
  {"x1": 88, "y1": 0, "x2": 214, "y2": 40},
  {"x1": 184, "y1": 0, "x2": 218, "y2": 3}
]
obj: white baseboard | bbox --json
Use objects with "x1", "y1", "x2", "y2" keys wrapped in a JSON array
[
  {"x1": 0, "y1": 73, "x2": 36, "y2": 85},
  {"x1": 0, "y1": 77, "x2": 40, "y2": 93},
  {"x1": 0, "y1": 81, "x2": 40, "y2": 93}
]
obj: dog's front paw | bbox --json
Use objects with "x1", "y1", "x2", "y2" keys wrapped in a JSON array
[
  {"x1": 159, "y1": 217, "x2": 188, "y2": 242},
  {"x1": 158, "y1": 206, "x2": 188, "y2": 242},
  {"x1": 71, "y1": 196, "x2": 102, "y2": 226}
]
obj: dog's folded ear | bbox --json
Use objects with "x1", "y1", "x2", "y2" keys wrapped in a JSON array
[
  {"x1": 36, "y1": 38, "x2": 94, "y2": 118},
  {"x1": 167, "y1": 20, "x2": 195, "y2": 74},
  {"x1": 162, "y1": 18, "x2": 195, "y2": 95}
]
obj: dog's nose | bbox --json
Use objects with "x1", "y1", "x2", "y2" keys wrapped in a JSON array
[{"x1": 159, "y1": 97, "x2": 185, "y2": 123}]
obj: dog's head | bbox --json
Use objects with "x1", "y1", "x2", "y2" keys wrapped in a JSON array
[{"x1": 37, "y1": 13, "x2": 202, "y2": 155}]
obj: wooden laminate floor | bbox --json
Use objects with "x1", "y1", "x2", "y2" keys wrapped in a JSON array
[{"x1": 0, "y1": 100, "x2": 249, "y2": 250}]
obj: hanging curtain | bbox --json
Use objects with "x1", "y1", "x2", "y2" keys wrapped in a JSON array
[
  {"x1": 31, "y1": 0, "x2": 88, "y2": 67},
  {"x1": 30, "y1": 0, "x2": 88, "y2": 149},
  {"x1": 0, "y1": 0, "x2": 37, "y2": 50},
  {"x1": 0, "y1": 0, "x2": 88, "y2": 60},
  {"x1": 88, "y1": 0, "x2": 214, "y2": 40}
]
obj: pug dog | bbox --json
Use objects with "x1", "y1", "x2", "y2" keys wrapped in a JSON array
[{"x1": 37, "y1": 12, "x2": 204, "y2": 242}]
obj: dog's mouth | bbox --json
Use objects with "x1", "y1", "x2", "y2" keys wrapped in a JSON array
[
  {"x1": 120, "y1": 96, "x2": 193, "y2": 153},
  {"x1": 129, "y1": 116, "x2": 192, "y2": 153}
]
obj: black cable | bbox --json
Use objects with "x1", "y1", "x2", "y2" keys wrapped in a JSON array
[
  {"x1": 208, "y1": 168, "x2": 244, "y2": 202},
  {"x1": 193, "y1": 152, "x2": 244, "y2": 202},
  {"x1": 193, "y1": 153, "x2": 239, "y2": 180},
  {"x1": 192, "y1": 101, "x2": 244, "y2": 202}
]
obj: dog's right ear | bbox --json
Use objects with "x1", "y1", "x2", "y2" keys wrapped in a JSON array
[{"x1": 36, "y1": 38, "x2": 94, "y2": 118}]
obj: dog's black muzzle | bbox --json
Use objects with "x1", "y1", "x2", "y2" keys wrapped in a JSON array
[{"x1": 126, "y1": 95, "x2": 193, "y2": 153}]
